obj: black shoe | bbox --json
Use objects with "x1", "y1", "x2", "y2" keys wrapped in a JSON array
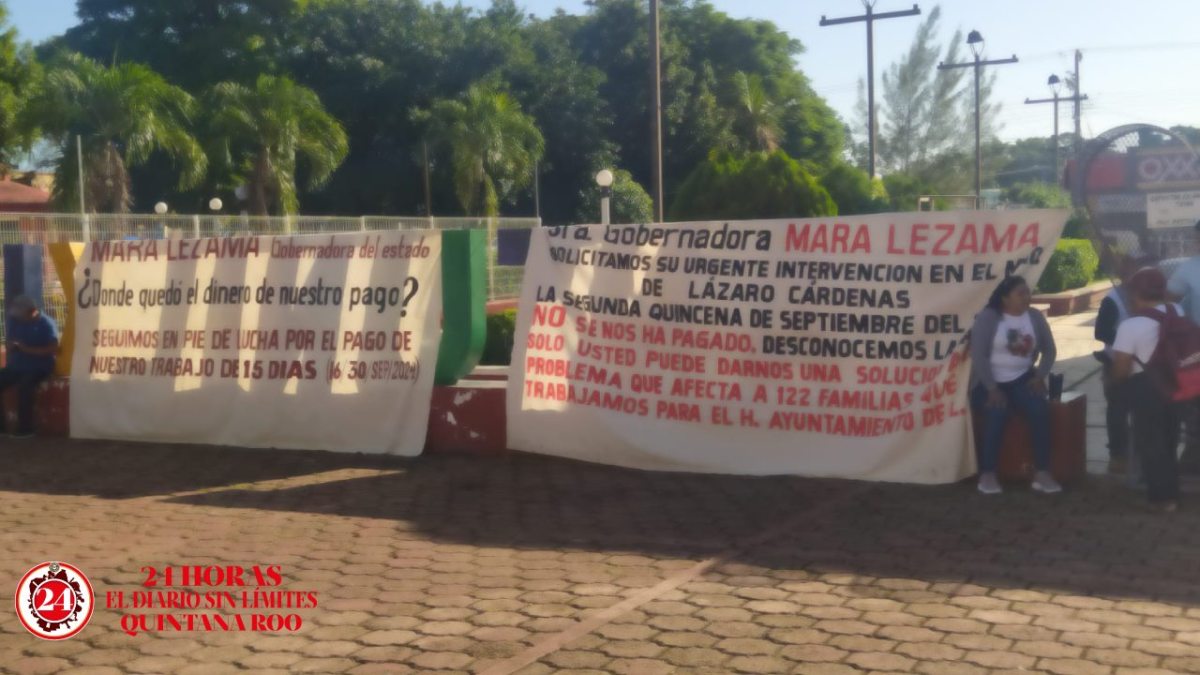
[{"x1": 8, "y1": 432, "x2": 34, "y2": 439}]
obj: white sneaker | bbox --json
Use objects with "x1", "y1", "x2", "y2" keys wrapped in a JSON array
[
  {"x1": 977, "y1": 472, "x2": 1002, "y2": 495},
  {"x1": 1031, "y1": 471, "x2": 1062, "y2": 494}
]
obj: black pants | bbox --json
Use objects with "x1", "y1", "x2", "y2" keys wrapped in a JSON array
[
  {"x1": 1182, "y1": 400, "x2": 1200, "y2": 469},
  {"x1": 0, "y1": 368, "x2": 49, "y2": 435},
  {"x1": 1103, "y1": 363, "x2": 1131, "y2": 461},
  {"x1": 1127, "y1": 373, "x2": 1181, "y2": 504}
]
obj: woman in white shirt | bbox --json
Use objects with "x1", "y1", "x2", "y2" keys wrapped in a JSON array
[
  {"x1": 969, "y1": 276, "x2": 1060, "y2": 495},
  {"x1": 1111, "y1": 267, "x2": 1182, "y2": 512}
]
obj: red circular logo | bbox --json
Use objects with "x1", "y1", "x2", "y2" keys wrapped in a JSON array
[{"x1": 15, "y1": 562, "x2": 94, "y2": 640}]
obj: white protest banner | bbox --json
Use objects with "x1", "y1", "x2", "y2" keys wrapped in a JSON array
[
  {"x1": 507, "y1": 211, "x2": 1069, "y2": 483},
  {"x1": 71, "y1": 230, "x2": 441, "y2": 454}
]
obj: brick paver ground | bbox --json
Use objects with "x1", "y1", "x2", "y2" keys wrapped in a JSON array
[{"x1": 0, "y1": 437, "x2": 1198, "y2": 674}]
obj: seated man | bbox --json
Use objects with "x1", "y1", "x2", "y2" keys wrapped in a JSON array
[{"x1": 0, "y1": 296, "x2": 59, "y2": 438}]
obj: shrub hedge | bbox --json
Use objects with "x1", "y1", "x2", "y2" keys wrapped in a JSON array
[
  {"x1": 1036, "y1": 238, "x2": 1100, "y2": 294},
  {"x1": 480, "y1": 309, "x2": 518, "y2": 366}
]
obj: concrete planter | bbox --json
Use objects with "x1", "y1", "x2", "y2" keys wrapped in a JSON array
[{"x1": 1032, "y1": 280, "x2": 1113, "y2": 317}]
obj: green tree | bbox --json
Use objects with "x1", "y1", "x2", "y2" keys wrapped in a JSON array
[
  {"x1": 283, "y1": 0, "x2": 451, "y2": 215},
  {"x1": 1004, "y1": 181, "x2": 1070, "y2": 209},
  {"x1": 420, "y1": 85, "x2": 544, "y2": 217},
  {"x1": 861, "y1": 5, "x2": 1001, "y2": 182},
  {"x1": 61, "y1": 0, "x2": 305, "y2": 89},
  {"x1": 206, "y1": 74, "x2": 348, "y2": 215},
  {"x1": 1170, "y1": 125, "x2": 1200, "y2": 148},
  {"x1": 822, "y1": 162, "x2": 889, "y2": 215},
  {"x1": 20, "y1": 53, "x2": 205, "y2": 213},
  {"x1": 881, "y1": 172, "x2": 932, "y2": 212},
  {"x1": 499, "y1": 10, "x2": 616, "y2": 224},
  {"x1": 575, "y1": 169, "x2": 653, "y2": 225},
  {"x1": 51, "y1": 0, "x2": 845, "y2": 220},
  {"x1": 575, "y1": 0, "x2": 841, "y2": 211},
  {"x1": 730, "y1": 72, "x2": 780, "y2": 152},
  {"x1": 995, "y1": 136, "x2": 1059, "y2": 186},
  {"x1": 0, "y1": 1, "x2": 35, "y2": 165},
  {"x1": 876, "y1": 6, "x2": 964, "y2": 172},
  {"x1": 670, "y1": 150, "x2": 835, "y2": 220}
]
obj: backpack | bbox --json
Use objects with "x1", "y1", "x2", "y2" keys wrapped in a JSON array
[{"x1": 1139, "y1": 304, "x2": 1200, "y2": 402}]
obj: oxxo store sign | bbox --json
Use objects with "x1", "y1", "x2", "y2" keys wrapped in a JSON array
[
  {"x1": 1136, "y1": 148, "x2": 1200, "y2": 191},
  {"x1": 1138, "y1": 148, "x2": 1200, "y2": 230}
]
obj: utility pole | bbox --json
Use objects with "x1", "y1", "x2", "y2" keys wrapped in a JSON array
[
  {"x1": 1073, "y1": 49, "x2": 1083, "y2": 154},
  {"x1": 533, "y1": 160, "x2": 541, "y2": 223},
  {"x1": 76, "y1": 135, "x2": 85, "y2": 216},
  {"x1": 938, "y1": 31, "x2": 1016, "y2": 204},
  {"x1": 820, "y1": 2, "x2": 921, "y2": 179},
  {"x1": 1025, "y1": 74, "x2": 1087, "y2": 182},
  {"x1": 77, "y1": 134, "x2": 89, "y2": 241},
  {"x1": 422, "y1": 141, "x2": 433, "y2": 218},
  {"x1": 649, "y1": 0, "x2": 664, "y2": 223}
]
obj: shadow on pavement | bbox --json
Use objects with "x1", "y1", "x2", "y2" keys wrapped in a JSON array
[
  {"x1": 5, "y1": 438, "x2": 1198, "y2": 606},
  {"x1": 0, "y1": 438, "x2": 399, "y2": 498},
  {"x1": 157, "y1": 449, "x2": 1200, "y2": 607},
  {"x1": 170, "y1": 452, "x2": 845, "y2": 556}
]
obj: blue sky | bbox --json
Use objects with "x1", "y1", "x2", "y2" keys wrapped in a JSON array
[{"x1": 9, "y1": 0, "x2": 1200, "y2": 143}]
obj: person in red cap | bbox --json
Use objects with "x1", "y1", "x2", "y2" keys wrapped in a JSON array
[{"x1": 1111, "y1": 266, "x2": 1183, "y2": 512}]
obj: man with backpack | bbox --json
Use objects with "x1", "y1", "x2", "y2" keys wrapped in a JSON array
[
  {"x1": 1166, "y1": 220, "x2": 1200, "y2": 474},
  {"x1": 1111, "y1": 267, "x2": 1186, "y2": 512},
  {"x1": 1095, "y1": 257, "x2": 1139, "y2": 474}
]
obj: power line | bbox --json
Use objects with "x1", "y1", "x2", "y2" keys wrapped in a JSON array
[{"x1": 1021, "y1": 41, "x2": 1200, "y2": 61}]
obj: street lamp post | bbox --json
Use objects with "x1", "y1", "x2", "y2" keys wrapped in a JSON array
[
  {"x1": 1048, "y1": 74, "x2": 1061, "y2": 176},
  {"x1": 1026, "y1": 73, "x2": 1087, "y2": 184},
  {"x1": 971, "y1": 31, "x2": 982, "y2": 201},
  {"x1": 938, "y1": 30, "x2": 1017, "y2": 205},
  {"x1": 77, "y1": 135, "x2": 89, "y2": 240},
  {"x1": 1024, "y1": 75, "x2": 1062, "y2": 180},
  {"x1": 207, "y1": 198, "x2": 224, "y2": 239},
  {"x1": 596, "y1": 169, "x2": 614, "y2": 226},
  {"x1": 648, "y1": 0, "x2": 663, "y2": 222}
]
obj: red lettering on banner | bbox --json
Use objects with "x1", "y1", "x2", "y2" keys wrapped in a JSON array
[
  {"x1": 767, "y1": 410, "x2": 915, "y2": 436},
  {"x1": 577, "y1": 341, "x2": 637, "y2": 365},
  {"x1": 887, "y1": 222, "x2": 1040, "y2": 255},
  {"x1": 785, "y1": 223, "x2": 871, "y2": 254},
  {"x1": 669, "y1": 378, "x2": 742, "y2": 401},
  {"x1": 533, "y1": 304, "x2": 566, "y2": 327},
  {"x1": 669, "y1": 329, "x2": 754, "y2": 352},
  {"x1": 645, "y1": 351, "x2": 705, "y2": 373},
  {"x1": 524, "y1": 357, "x2": 622, "y2": 387},
  {"x1": 656, "y1": 400, "x2": 701, "y2": 422},
  {"x1": 576, "y1": 318, "x2": 637, "y2": 341},
  {"x1": 523, "y1": 380, "x2": 650, "y2": 416}
]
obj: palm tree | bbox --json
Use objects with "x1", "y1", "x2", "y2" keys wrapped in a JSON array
[
  {"x1": 207, "y1": 75, "x2": 348, "y2": 215},
  {"x1": 421, "y1": 86, "x2": 544, "y2": 217},
  {"x1": 732, "y1": 72, "x2": 782, "y2": 153},
  {"x1": 20, "y1": 53, "x2": 206, "y2": 213}
]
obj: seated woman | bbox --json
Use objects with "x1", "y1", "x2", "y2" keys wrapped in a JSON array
[{"x1": 969, "y1": 276, "x2": 1061, "y2": 495}]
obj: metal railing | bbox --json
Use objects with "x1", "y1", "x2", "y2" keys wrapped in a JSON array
[{"x1": 0, "y1": 212, "x2": 539, "y2": 342}]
